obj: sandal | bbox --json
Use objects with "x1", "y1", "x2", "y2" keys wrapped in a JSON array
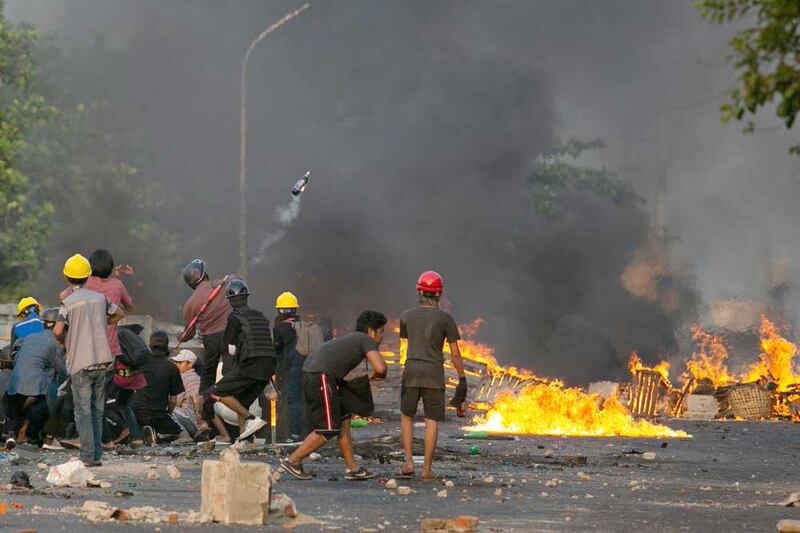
[
  {"x1": 420, "y1": 472, "x2": 442, "y2": 482},
  {"x1": 395, "y1": 468, "x2": 415, "y2": 479}
]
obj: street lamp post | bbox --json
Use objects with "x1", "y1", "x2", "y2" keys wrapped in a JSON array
[{"x1": 239, "y1": 3, "x2": 310, "y2": 280}]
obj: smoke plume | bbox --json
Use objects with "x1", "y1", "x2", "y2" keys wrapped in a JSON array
[
  {"x1": 252, "y1": 196, "x2": 302, "y2": 267},
  {"x1": 6, "y1": 1, "x2": 800, "y2": 384}
]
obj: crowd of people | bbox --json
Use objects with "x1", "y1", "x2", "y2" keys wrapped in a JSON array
[{"x1": 0, "y1": 251, "x2": 469, "y2": 480}]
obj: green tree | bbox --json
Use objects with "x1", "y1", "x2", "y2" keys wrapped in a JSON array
[
  {"x1": 697, "y1": 0, "x2": 800, "y2": 152},
  {"x1": 528, "y1": 139, "x2": 641, "y2": 217},
  {"x1": 0, "y1": 10, "x2": 56, "y2": 299}
]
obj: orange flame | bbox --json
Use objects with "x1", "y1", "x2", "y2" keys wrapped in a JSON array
[
  {"x1": 741, "y1": 316, "x2": 800, "y2": 391},
  {"x1": 628, "y1": 351, "x2": 671, "y2": 386},
  {"x1": 682, "y1": 326, "x2": 735, "y2": 389},
  {"x1": 468, "y1": 380, "x2": 689, "y2": 438}
]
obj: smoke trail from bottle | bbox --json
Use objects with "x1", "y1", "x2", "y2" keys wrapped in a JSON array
[{"x1": 251, "y1": 196, "x2": 301, "y2": 266}]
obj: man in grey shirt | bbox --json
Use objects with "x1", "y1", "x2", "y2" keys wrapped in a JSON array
[{"x1": 54, "y1": 254, "x2": 124, "y2": 467}]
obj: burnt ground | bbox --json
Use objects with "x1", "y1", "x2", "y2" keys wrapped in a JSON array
[{"x1": 0, "y1": 417, "x2": 798, "y2": 532}]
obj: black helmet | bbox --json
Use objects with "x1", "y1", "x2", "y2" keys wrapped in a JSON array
[
  {"x1": 42, "y1": 307, "x2": 59, "y2": 329},
  {"x1": 182, "y1": 259, "x2": 207, "y2": 289},
  {"x1": 225, "y1": 279, "x2": 250, "y2": 299}
]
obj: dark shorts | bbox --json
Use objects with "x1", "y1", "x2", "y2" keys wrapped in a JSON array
[
  {"x1": 303, "y1": 371, "x2": 350, "y2": 440},
  {"x1": 211, "y1": 357, "x2": 275, "y2": 409},
  {"x1": 401, "y1": 386, "x2": 445, "y2": 422}
]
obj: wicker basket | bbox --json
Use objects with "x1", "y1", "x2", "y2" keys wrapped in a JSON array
[{"x1": 728, "y1": 383, "x2": 772, "y2": 420}]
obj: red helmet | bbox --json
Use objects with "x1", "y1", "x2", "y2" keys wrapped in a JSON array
[{"x1": 417, "y1": 270, "x2": 444, "y2": 294}]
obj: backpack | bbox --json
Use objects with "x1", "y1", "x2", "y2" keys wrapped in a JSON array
[{"x1": 296, "y1": 321, "x2": 324, "y2": 356}]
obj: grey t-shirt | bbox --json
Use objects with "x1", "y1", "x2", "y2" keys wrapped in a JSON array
[
  {"x1": 58, "y1": 287, "x2": 118, "y2": 375},
  {"x1": 400, "y1": 306, "x2": 460, "y2": 389},
  {"x1": 303, "y1": 332, "x2": 378, "y2": 381}
]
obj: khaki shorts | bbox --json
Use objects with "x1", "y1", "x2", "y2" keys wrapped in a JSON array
[{"x1": 400, "y1": 386, "x2": 445, "y2": 422}]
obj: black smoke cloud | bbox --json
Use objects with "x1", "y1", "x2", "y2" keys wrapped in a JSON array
[{"x1": 9, "y1": 0, "x2": 772, "y2": 384}]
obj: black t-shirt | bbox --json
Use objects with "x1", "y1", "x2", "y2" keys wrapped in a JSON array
[
  {"x1": 273, "y1": 318, "x2": 298, "y2": 364},
  {"x1": 400, "y1": 306, "x2": 460, "y2": 389},
  {"x1": 302, "y1": 332, "x2": 378, "y2": 381},
  {"x1": 132, "y1": 355, "x2": 184, "y2": 416}
]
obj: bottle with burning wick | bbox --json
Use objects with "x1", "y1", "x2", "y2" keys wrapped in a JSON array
[{"x1": 291, "y1": 170, "x2": 310, "y2": 196}]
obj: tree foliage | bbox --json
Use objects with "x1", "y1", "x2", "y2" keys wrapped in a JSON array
[
  {"x1": 0, "y1": 14, "x2": 56, "y2": 299},
  {"x1": 528, "y1": 139, "x2": 641, "y2": 217},
  {"x1": 0, "y1": 7, "x2": 181, "y2": 309},
  {"x1": 697, "y1": 0, "x2": 800, "y2": 152}
]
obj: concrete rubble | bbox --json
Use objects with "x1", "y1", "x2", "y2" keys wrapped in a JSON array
[
  {"x1": 200, "y1": 446, "x2": 273, "y2": 525},
  {"x1": 420, "y1": 515, "x2": 479, "y2": 532}
]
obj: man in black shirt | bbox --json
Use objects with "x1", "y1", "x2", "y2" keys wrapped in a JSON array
[
  {"x1": 273, "y1": 291, "x2": 302, "y2": 443},
  {"x1": 207, "y1": 279, "x2": 275, "y2": 441},
  {"x1": 133, "y1": 331, "x2": 184, "y2": 443},
  {"x1": 280, "y1": 311, "x2": 387, "y2": 481}
]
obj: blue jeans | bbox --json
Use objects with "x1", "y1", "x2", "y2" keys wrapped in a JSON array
[
  {"x1": 117, "y1": 388, "x2": 142, "y2": 441},
  {"x1": 71, "y1": 367, "x2": 110, "y2": 464}
]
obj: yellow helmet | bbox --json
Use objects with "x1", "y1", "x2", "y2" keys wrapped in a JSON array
[
  {"x1": 63, "y1": 254, "x2": 92, "y2": 279},
  {"x1": 275, "y1": 291, "x2": 300, "y2": 309},
  {"x1": 16, "y1": 297, "x2": 41, "y2": 316}
]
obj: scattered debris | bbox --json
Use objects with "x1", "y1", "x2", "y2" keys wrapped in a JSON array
[
  {"x1": 483, "y1": 475, "x2": 495, "y2": 484},
  {"x1": 385, "y1": 479, "x2": 398, "y2": 490},
  {"x1": 444, "y1": 480, "x2": 455, "y2": 488},
  {"x1": 778, "y1": 519, "x2": 800, "y2": 533},
  {"x1": 166, "y1": 465, "x2": 181, "y2": 480},
  {"x1": 87, "y1": 479, "x2": 112, "y2": 489},
  {"x1": 269, "y1": 493, "x2": 298, "y2": 518},
  {"x1": 420, "y1": 516, "x2": 479, "y2": 532},
  {"x1": 774, "y1": 492, "x2": 800, "y2": 507},
  {"x1": 642, "y1": 452, "x2": 656, "y2": 460},
  {"x1": 147, "y1": 468, "x2": 161, "y2": 480},
  {"x1": 115, "y1": 490, "x2": 134, "y2": 498},
  {"x1": 46, "y1": 459, "x2": 94, "y2": 487},
  {"x1": 10, "y1": 471, "x2": 31, "y2": 489},
  {"x1": 397, "y1": 486, "x2": 412, "y2": 496},
  {"x1": 494, "y1": 488, "x2": 502, "y2": 497},
  {"x1": 309, "y1": 453, "x2": 322, "y2": 461},
  {"x1": 545, "y1": 479, "x2": 559, "y2": 487},
  {"x1": 437, "y1": 489, "x2": 448, "y2": 498}
]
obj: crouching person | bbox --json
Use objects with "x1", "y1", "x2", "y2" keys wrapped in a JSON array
[
  {"x1": 5, "y1": 308, "x2": 64, "y2": 445},
  {"x1": 280, "y1": 311, "x2": 387, "y2": 481}
]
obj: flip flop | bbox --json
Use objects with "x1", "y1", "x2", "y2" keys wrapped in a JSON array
[
  {"x1": 420, "y1": 473, "x2": 442, "y2": 482},
  {"x1": 395, "y1": 468, "x2": 415, "y2": 479}
]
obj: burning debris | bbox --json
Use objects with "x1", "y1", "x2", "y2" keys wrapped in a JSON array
[{"x1": 466, "y1": 379, "x2": 689, "y2": 438}]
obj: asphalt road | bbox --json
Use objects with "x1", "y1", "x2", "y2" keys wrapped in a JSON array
[{"x1": 0, "y1": 417, "x2": 798, "y2": 532}]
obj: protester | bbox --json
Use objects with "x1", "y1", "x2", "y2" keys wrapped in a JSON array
[
  {"x1": 170, "y1": 349, "x2": 208, "y2": 440},
  {"x1": 273, "y1": 291, "x2": 302, "y2": 443},
  {"x1": 397, "y1": 271, "x2": 466, "y2": 481},
  {"x1": 10, "y1": 297, "x2": 44, "y2": 352},
  {"x1": 181, "y1": 259, "x2": 232, "y2": 393},
  {"x1": 54, "y1": 254, "x2": 124, "y2": 467},
  {"x1": 114, "y1": 325, "x2": 149, "y2": 447},
  {"x1": 204, "y1": 279, "x2": 274, "y2": 441},
  {"x1": 280, "y1": 310, "x2": 387, "y2": 481},
  {"x1": 60, "y1": 249, "x2": 137, "y2": 448},
  {"x1": 132, "y1": 331, "x2": 184, "y2": 444},
  {"x1": 5, "y1": 308, "x2": 65, "y2": 445}
]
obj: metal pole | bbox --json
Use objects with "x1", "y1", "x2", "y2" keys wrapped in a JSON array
[{"x1": 239, "y1": 3, "x2": 310, "y2": 280}]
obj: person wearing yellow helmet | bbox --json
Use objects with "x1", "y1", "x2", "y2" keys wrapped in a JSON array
[
  {"x1": 53, "y1": 253, "x2": 125, "y2": 467},
  {"x1": 273, "y1": 291, "x2": 302, "y2": 443},
  {"x1": 10, "y1": 297, "x2": 44, "y2": 352}
]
